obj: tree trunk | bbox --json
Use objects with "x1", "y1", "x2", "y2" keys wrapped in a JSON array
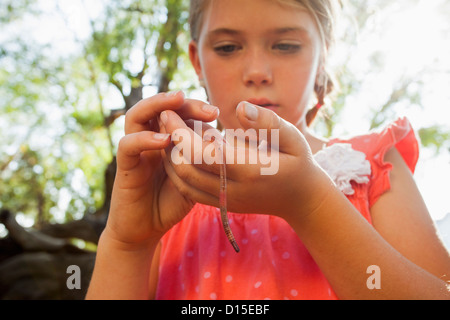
[
  {"x1": 0, "y1": 1, "x2": 185, "y2": 299},
  {"x1": 0, "y1": 209, "x2": 97, "y2": 299}
]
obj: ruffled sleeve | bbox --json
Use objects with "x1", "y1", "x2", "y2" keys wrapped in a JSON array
[
  {"x1": 318, "y1": 117, "x2": 419, "y2": 222},
  {"x1": 366, "y1": 117, "x2": 419, "y2": 207}
]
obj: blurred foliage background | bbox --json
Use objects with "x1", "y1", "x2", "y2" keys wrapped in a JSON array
[{"x1": 0, "y1": 0, "x2": 449, "y2": 299}]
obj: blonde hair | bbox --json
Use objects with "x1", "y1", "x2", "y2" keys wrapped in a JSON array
[{"x1": 189, "y1": 0, "x2": 341, "y2": 126}]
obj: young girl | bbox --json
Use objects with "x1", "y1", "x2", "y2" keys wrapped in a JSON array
[{"x1": 86, "y1": 0, "x2": 450, "y2": 299}]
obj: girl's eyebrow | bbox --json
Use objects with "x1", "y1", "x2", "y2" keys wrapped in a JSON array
[
  {"x1": 272, "y1": 27, "x2": 309, "y2": 36},
  {"x1": 207, "y1": 26, "x2": 309, "y2": 38},
  {"x1": 208, "y1": 28, "x2": 241, "y2": 37}
]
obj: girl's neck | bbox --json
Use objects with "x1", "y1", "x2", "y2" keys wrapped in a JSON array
[{"x1": 296, "y1": 121, "x2": 329, "y2": 155}]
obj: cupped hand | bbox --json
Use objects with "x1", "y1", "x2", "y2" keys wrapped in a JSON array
[
  {"x1": 105, "y1": 91, "x2": 220, "y2": 246},
  {"x1": 160, "y1": 101, "x2": 333, "y2": 222}
]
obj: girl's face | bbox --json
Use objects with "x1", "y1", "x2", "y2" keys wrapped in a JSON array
[{"x1": 189, "y1": 0, "x2": 323, "y2": 130}]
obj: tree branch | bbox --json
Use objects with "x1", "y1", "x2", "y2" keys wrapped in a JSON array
[{"x1": 0, "y1": 210, "x2": 86, "y2": 253}]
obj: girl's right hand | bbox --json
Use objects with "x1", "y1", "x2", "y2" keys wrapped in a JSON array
[{"x1": 104, "y1": 91, "x2": 219, "y2": 247}]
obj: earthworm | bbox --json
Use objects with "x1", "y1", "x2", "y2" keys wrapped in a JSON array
[{"x1": 217, "y1": 139, "x2": 240, "y2": 253}]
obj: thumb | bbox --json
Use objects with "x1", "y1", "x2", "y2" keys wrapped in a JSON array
[{"x1": 235, "y1": 101, "x2": 305, "y2": 156}]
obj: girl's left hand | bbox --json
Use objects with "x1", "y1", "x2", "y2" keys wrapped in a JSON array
[{"x1": 159, "y1": 101, "x2": 334, "y2": 222}]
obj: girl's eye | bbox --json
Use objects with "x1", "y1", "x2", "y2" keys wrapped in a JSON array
[
  {"x1": 214, "y1": 44, "x2": 240, "y2": 55},
  {"x1": 273, "y1": 43, "x2": 301, "y2": 53}
]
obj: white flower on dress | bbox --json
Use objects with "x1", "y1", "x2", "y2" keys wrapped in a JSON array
[{"x1": 314, "y1": 143, "x2": 371, "y2": 195}]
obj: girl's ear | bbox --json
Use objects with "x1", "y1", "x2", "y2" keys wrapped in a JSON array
[{"x1": 189, "y1": 40, "x2": 203, "y2": 80}]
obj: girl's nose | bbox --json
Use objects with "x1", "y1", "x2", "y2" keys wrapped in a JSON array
[{"x1": 242, "y1": 50, "x2": 273, "y2": 87}]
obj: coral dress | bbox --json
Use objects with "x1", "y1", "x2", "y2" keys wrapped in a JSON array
[{"x1": 155, "y1": 117, "x2": 419, "y2": 300}]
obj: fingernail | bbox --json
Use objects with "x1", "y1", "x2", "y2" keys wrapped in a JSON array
[
  {"x1": 160, "y1": 111, "x2": 168, "y2": 125},
  {"x1": 244, "y1": 102, "x2": 258, "y2": 121},
  {"x1": 153, "y1": 133, "x2": 171, "y2": 141},
  {"x1": 165, "y1": 90, "x2": 183, "y2": 98},
  {"x1": 202, "y1": 104, "x2": 219, "y2": 115}
]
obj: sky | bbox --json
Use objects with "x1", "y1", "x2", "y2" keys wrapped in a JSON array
[
  {"x1": 3, "y1": 0, "x2": 450, "y2": 227},
  {"x1": 331, "y1": 0, "x2": 450, "y2": 221}
]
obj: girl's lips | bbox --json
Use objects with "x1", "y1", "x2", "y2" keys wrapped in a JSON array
[{"x1": 246, "y1": 98, "x2": 279, "y2": 110}]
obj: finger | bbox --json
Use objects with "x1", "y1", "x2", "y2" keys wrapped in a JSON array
[
  {"x1": 125, "y1": 91, "x2": 219, "y2": 135},
  {"x1": 161, "y1": 147, "x2": 220, "y2": 207},
  {"x1": 235, "y1": 101, "x2": 306, "y2": 156},
  {"x1": 161, "y1": 111, "x2": 262, "y2": 180},
  {"x1": 163, "y1": 142, "x2": 266, "y2": 214},
  {"x1": 117, "y1": 131, "x2": 171, "y2": 171},
  {"x1": 162, "y1": 145, "x2": 220, "y2": 197},
  {"x1": 159, "y1": 109, "x2": 202, "y2": 164},
  {"x1": 160, "y1": 110, "x2": 222, "y2": 172},
  {"x1": 125, "y1": 91, "x2": 185, "y2": 134},
  {"x1": 178, "y1": 99, "x2": 220, "y2": 122}
]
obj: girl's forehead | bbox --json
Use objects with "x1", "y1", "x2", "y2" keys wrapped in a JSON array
[{"x1": 200, "y1": 0, "x2": 318, "y2": 38}]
